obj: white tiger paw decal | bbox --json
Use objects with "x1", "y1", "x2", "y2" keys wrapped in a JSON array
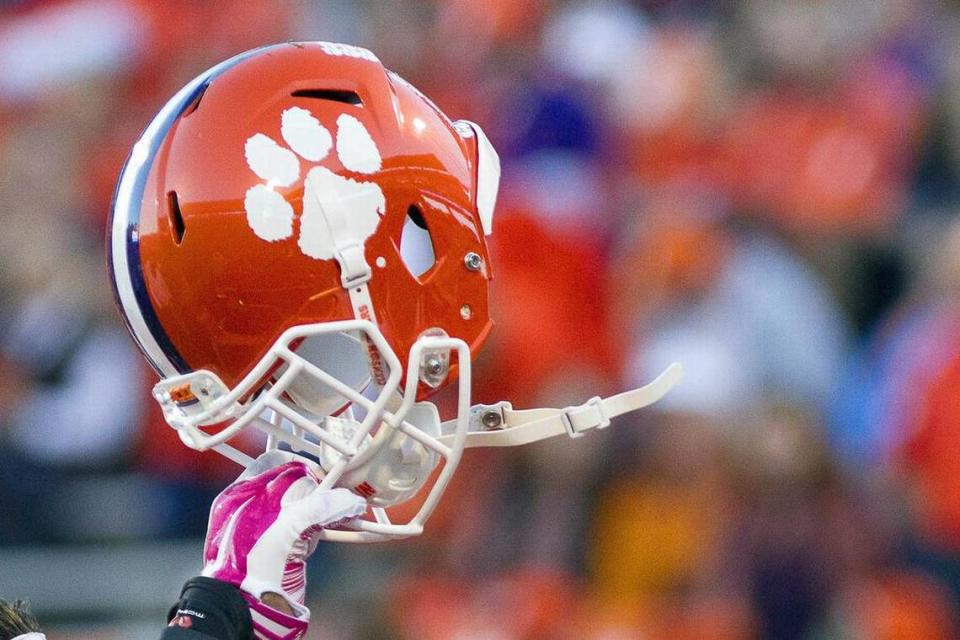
[{"x1": 243, "y1": 106, "x2": 385, "y2": 260}]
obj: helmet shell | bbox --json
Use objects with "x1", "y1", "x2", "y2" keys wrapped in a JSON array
[{"x1": 110, "y1": 42, "x2": 493, "y2": 393}]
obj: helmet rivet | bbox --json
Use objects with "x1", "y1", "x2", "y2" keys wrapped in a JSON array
[
  {"x1": 418, "y1": 328, "x2": 452, "y2": 388},
  {"x1": 481, "y1": 410, "x2": 503, "y2": 430},
  {"x1": 425, "y1": 355, "x2": 444, "y2": 375},
  {"x1": 464, "y1": 252, "x2": 483, "y2": 272},
  {"x1": 460, "y1": 304, "x2": 472, "y2": 320}
]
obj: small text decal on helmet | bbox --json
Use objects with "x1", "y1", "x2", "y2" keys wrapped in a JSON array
[
  {"x1": 354, "y1": 482, "x2": 377, "y2": 498},
  {"x1": 170, "y1": 384, "x2": 199, "y2": 407},
  {"x1": 318, "y1": 42, "x2": 379, "y2": 62}
]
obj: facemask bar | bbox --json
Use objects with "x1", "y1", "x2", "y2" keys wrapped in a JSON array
[
  {"x1": 320, "y1": 335, "x2": 472, "y2": 542},
  {"x1": 153, "y1": 319, "x2": 473, "y2": 541},
  {"x1": 154, "y1": 320, "x2": 400, "y2": 460}
]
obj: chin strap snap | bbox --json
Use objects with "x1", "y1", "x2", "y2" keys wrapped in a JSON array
[{"x1": 438, "y1": 363, "x2": 682, "y2": 449}]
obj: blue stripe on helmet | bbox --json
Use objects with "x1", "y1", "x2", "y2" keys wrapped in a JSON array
[{"x1": 109, "y1": 45, "x2": 277, "y2": 375}]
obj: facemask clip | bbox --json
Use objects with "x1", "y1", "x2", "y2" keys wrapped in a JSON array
[
  {"x1": 417, "y1": 328, "x2": 451, "y2": 389},
  {"x1": 154, "y1": 370, "x2": 232, "y2": 429}
]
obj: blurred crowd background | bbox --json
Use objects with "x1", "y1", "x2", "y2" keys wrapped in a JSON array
[{"x1": 4, "y1": 0, "x2": 960, "y2": 638}]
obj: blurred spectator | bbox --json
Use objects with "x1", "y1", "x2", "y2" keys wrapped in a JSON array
[
  {"x1": 618, "y1": 208, "x2": 850, "y2": 418},
  {"x1": 5, "y1": 1, "x2": 960, "y2": 638}
]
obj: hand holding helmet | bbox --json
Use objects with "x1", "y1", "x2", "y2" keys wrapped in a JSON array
[{"x1": 200, "y1": 450, "x2": 366, "y2": 639}]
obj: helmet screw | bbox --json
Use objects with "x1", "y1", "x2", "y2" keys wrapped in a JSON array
[
  {"x1": 425, "y1": 355, "x2": 444, "y2": 375},
  {"x1": 464, "y1": 252, "x2": 483, "y2": 272},
  {"x1": 481, "y1": 410, "x2": 503, "y2": 430}
]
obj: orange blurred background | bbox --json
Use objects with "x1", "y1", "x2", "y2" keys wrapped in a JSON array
[{"x1": 4, "y1": 1, "x2": 960, "y2": 638}]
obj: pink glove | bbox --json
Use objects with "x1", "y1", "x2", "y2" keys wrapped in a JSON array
[{"x1": 201, "y1": 450, "x2": 367, "y2": 640}]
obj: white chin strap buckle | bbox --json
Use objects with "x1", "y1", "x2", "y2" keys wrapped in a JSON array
[{"x1": 560, "y1": 396, "x2": 611, "y2": 439}]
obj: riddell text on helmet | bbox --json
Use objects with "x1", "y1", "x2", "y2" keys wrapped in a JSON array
[{"x1": 357, "y1": 303, "x2": 388, "y2": 386}]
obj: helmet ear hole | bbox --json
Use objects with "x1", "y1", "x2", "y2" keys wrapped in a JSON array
[{"x1": 399, "y1": 205, "x2": 436, "y2": 279}]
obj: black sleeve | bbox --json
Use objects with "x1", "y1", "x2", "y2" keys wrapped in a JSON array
[{"x1": 159, "y1": 576, "x2": 253, "y2": 640}]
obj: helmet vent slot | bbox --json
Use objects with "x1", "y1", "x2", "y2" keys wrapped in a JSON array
[
  {"x1": 399, "y1": 205, "x2": 436, "y2": 279},
  {"x1": 291, "y1": 89, "x2": 363, "y2": 107},
  {"x1": 183, "y1": 82, "x2": 208, "y2": 116},
  {"x1": 167, "y1": 191, "x2": 186, "y2": 245}
]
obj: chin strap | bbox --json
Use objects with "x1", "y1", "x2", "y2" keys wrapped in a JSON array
[{"x1": 438, "y1": 362, "x2": 682, "y2": 449}]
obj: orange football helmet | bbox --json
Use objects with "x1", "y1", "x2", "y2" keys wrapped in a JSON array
[{"x1": 110, "y1": 42, "x2": 681, "y2": 541}]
